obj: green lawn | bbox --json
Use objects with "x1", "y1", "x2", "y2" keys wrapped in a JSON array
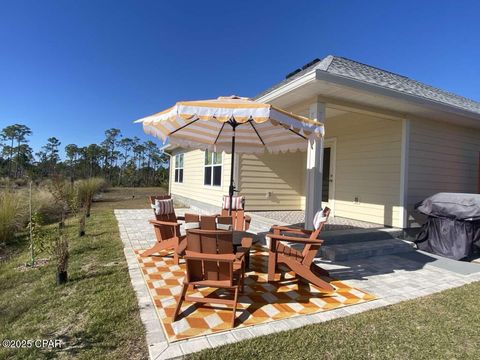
[
  {"x1": 0, "y1": 187, "x2": 166, "y2": 360},
  {"x1": 189, "y1": 281, "x2": 480, "y2": 360}
]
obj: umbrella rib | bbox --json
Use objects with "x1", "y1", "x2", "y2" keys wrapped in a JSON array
[
  {"x1": 213, "y1": 122, "x2": 226, "y2": 145},
  {"x1": 248, "y1": 120, "x2": 265, "y2": 145},
  {"x1": 288, "y1": 128, "x2": 307, "y2": 140},
  {"x1": 168, "y1": 118, "x2": 199, "y2": 136}
]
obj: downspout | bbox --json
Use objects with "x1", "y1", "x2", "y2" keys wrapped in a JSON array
[{"x1": 163, "y1": 151, "x2": 173, "y2": 196}]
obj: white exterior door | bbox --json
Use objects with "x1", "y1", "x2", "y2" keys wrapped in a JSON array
[{"x1": 321, "y1": 139, "x2": 336, "y2": 215}]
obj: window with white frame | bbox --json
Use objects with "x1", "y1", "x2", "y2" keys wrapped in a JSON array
[
  {"x1": 204, "y1": 150, "x2": 222, "y2": 186},
  {"x1": 174, "y1": 154, "x2": 184, "y2": 183}
]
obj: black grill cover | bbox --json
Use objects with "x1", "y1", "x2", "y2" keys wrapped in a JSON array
[{"x1": 415, "y1": 193, "x2": 480, "y2": 260}]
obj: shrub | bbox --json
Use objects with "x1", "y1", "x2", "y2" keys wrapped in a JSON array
[
  {"x1": 0, "y1": 190, "x2": 25, "y2": 245},
  {"x1": 0, "y1": 177, "x2": 12, "y2": 188},
  {"x1": 51, "y1": 232, "x2": 69, "y2": 273},
  {"x1": 76, "y1": 177, "x2": 106, "y2": 217},
  {"x1": 14, "y1": 178, "x2": 28, "y2": 187},
  {"x1": 32, "y1": 189, "x2": 64, "y2": 225}
]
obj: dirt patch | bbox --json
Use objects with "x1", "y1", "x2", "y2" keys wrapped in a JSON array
[
  {"x1": 16, "y1": 258, "x2": 50, "y2": 271},
  {"x1": 0, "y1": 247, "x2": 12, "y2": 263}
]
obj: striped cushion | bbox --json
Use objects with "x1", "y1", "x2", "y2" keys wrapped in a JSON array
[
  {"x1": 222, "y1": 195, "x2": 244, "y2": 210},
  {"x1": 154, "y1": 199, "x2": 175, "y2": 215}
]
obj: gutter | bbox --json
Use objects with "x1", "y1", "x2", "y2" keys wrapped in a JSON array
[
  {"x1": 159, "y1": 144, "x2": 173, "y2": 195},
  {"x1": 315, "y1": 71, "x2": 480, "y2": 122},
  {"x1": 255, "y1": 68, "x2": 317, "y2": 103},
  {"x1": 256, "y1": 67, "x2": 480, "y2": 122}
]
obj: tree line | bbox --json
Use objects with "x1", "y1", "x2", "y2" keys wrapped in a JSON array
[{"x1": 0, "y1": 124, "x2": 169, "y2": 187}]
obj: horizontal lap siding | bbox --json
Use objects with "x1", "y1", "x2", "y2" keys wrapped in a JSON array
[
  {"x1": 238, "y1": 152, "x2": 306, "y2": 210},
  {"x1": 170, "y1": 149, "x2": 231, "y2": 207},
  {"x1": 326, "y1": 113, "x2": 403, "y2": 227},
  {"x1": 407, "y1": 119, "x2": 480, "y2": 227}
]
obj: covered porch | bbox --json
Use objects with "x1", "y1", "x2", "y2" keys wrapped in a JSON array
[{"x1": 237, "y1": 101, "x2": 405, "y2": 229}]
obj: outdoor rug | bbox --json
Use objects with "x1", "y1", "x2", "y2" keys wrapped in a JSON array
[{"x1": 134, "y1": 245, "x2": 376, "y2": 342}]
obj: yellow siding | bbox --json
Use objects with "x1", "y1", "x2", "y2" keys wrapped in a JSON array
[
  {"x1": 407, "y1": 118, "x2": 480, "y2": 226},
  {"x1": 324, "y1": 112, "x2": 403, "y2": 227},
  {"x1": 170, "y1": 149, "x2": 231, "y2": 207},
  {"x1": 238, "y1": 152, "x2": 306, "y2": 210},
  {"x1": 168, "y1": 110, "x2": 405, "y2": 228}
]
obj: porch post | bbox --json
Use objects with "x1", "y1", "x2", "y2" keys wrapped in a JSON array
[{"x1": 305, "y1": 101, "x2": 326, "y2": 230}]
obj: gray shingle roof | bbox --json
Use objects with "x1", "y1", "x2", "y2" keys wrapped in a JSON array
[{"x1": 256, "y1": 55, "x2": 480, "y2": 115}]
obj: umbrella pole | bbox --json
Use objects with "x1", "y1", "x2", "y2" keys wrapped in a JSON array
[{"x1": 228, "y1": 121, "x2": 237, "y2": 216}]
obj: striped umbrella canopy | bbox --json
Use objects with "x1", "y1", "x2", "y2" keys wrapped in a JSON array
[{"x1": 135, "y1": 96, "x2": 324, "y2": 211}]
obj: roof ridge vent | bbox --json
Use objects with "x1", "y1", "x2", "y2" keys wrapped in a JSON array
[
  {"x1": 285, "y1": 58, "x2": 321, "y2": 79},
  {"x1": 301, "y1": 58, "x2": 321, "y2": 70},
  {"x1": 285, "y1": 68, "x2": 302, "y2": 79}
]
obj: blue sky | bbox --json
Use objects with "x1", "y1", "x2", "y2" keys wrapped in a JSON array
[{"x1": 1, "y1": 0, "x2": 479, "y2": 156}]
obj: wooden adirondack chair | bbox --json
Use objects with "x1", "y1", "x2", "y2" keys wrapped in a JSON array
[
  {"x1": 141, "y1": 197, "x2": 192, "y2": 264},
  {"x1": 267, "y1": 207, "x2": 334, "y2": 292},
  {"x1": 173, "y1": 216, "x2": 246, "y2": 328},
  {"x1": 148, "y1": 195, "x2": 175, "y2": 221},
  {"x1": 219, "y1": 195, "x2": 251, "y2": 231}
]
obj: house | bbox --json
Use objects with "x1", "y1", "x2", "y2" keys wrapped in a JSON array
[{"x1": 165, "y1": 55, "x2": 480, "y2": 229}]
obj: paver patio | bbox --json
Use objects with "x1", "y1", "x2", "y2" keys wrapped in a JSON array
[{"x1": 115, "y1": 209, "x2": 480, "y2": 360}]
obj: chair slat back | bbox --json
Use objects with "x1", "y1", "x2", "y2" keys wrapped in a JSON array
[
  {"x1": 184, "y1": 213, "x2": 200, "y2": 223},
  {"x1": 150, "y1": 195, "x2": 178, "y2": 223},
  {"x1": 302, "y1": 207, "x2": 330, "y2": 266},
  {"x1": 200, "y1": 215, "x2": 217, "y2": 230},
  {"x1": 185, "y1": 217, "x2": 234, "y2": 284},
  {"x1": 149, "y1": 195, "x2": 171, "y2": 209},
  {"x1": 220, "y1": 208, "x2": 246, "y2": 231}
]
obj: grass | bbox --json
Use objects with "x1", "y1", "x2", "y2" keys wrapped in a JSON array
[
  {"x1": 93, "y1": 187, "x2": 167, "y2": 210},
  {"x1": 3, "y1": 185, "x2": 479, "y2": 359},
  {"x1": 189, "y1": 281, "x2": 480, "y2": 360},
  {"x1": 0, "y1": 186, "x2": 167, "y2": 360},
  {"x1": 93, "y1": 187, "x2": 186, "y2": 210},
  {"x1": 0, "y1": 190, "x2": 25, "y2": 245}
]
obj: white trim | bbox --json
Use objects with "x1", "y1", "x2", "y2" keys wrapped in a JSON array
[
  {"x1": 399, "y1": 118, "x2": 410, "y2": 228},
  {"x1": 256, "y1": 70, "x2": 317, "y2": 103},
  {"x1": 255, "y1": 66, "x2": 480, "y2": 123},
  {"x1": 304, "y1": 101, "x2": 326, "y2": 230},
  {"x1": 315, "y1": 71, "x2": 480, "y2": 122},
  {"x1": 174, "y1": 153, "x2": 184, "y2": 183},
  {"x1": 203, "y1": 150, "x2": 223, "y2": 188},
  {"x1": 165, "y1": 152, "x2": 173, "y2": 195}
]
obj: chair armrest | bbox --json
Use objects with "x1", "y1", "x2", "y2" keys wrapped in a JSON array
[
  {"x1": 185, "y1": 251, "x2": 236, "y2": 262},
  {"x1": 149, "y1": 219, "x2": 179, "y2": 227},
  {"x1": 240, "y1": 237, "x2": 253, "y2": 248},
  {"x1": 267, "y1": 233, "x2": 324, "y2": 244},
  {"x1": 271, "y1": 225, "x2": 312, "y2": 235},
  {"x1": 244, "y1": 215, "x2": 251, "y2": 230},
  {"x1": 176, "y1": 236, "x2": 187, "y2": 255}
]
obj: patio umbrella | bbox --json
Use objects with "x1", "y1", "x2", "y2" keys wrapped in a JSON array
[{"x1": 135, "y1": 96, "x2": 324, "y2": 214}]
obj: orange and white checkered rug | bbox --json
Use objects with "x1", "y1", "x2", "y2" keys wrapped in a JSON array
[{"x1": 134, "y1": 246, "x2": 375, "y2": 342}]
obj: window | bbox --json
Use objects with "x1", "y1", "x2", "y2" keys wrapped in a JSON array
[
  {"x1": 174, "y1": 154, "x2": 184, "y2": 183},
  {"x1": 204, "y1": 150, "x2": 222, "y2": 186}
]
